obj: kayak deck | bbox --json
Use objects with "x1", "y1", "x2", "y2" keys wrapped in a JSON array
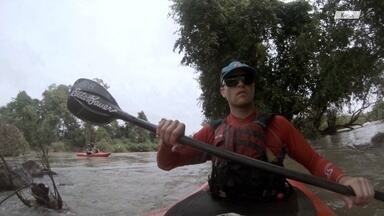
[{"x1": 145, "y1": 180, "x2": 334, "y2": 216}]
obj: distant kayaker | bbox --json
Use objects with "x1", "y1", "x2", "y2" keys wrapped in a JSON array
[
  {"x1": 86, "y1": 142, "x2": 96, "y2": 154},
  {"x1": 156, "y1": 60, "x2": 374, "y2": 208}
]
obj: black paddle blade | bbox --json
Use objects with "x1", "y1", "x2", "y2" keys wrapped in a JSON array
[{"x1": 67, "y1": 78, "x2": 121, "y2": 124}]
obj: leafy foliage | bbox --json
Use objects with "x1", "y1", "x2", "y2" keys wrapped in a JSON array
[
  {"x1": 0, "y1": 91, "x2": 40, "y2": 147},
  {"x1": 131, "y1": 111, "x2": 151, "y2": 143},
  {"x1": 0, "y1": 122, "x2": 29, "y2": 156},
  {"x1": 170, "y1": 0, "x2": 384, "y2": 134},
  {"x1": 366, "y1": 100, "x2": 384, "y2": 121},
  {"x1": 0, "y1": 81, "x2": 156, "y2": 152}
]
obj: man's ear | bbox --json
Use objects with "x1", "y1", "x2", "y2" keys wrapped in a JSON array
[{"x1": 220, "y1": 86, "x2": 226, "y2": 98}]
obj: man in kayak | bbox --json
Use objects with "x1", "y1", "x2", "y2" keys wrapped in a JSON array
[
  {"x1": 86, "y1": 142, "x2": 98, "y2": 154},
  {"x1": 156, "y1": 60, "x2": 374, "y2": 208}
]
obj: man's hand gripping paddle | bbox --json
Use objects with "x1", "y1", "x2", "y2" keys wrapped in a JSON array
[{"x1": 67, "y1": 78, "x2": 384, "y2": 201}]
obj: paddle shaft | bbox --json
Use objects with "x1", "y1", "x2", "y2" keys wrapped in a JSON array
[{"x1": 116, "y1": 110, "x2": 384, "y2": 201}]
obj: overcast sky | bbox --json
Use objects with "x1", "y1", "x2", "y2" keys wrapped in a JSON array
[{"x1": 0, "y1": 0, "x2": 205, "y2": 135}]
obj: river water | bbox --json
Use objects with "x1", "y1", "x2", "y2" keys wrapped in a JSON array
[{"x1": 1, "y1": 122, "x2": 384, "y2": 216}]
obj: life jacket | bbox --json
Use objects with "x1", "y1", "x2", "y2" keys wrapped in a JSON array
[{"x1": 208, "y1": 114, "x2": 293, "y2": 202}]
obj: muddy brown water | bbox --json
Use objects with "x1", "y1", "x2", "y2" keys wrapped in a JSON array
[{"x1": 1, "y1": 121, "x2": 384, "y2": 215}]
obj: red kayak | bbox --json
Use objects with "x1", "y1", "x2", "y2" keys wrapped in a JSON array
[
  {"x1": 76, "y1": 152, "x2": 111, "y2": 157},
  {"x1": 145, "y1": 179, "x2": 335, "y2": 216}
]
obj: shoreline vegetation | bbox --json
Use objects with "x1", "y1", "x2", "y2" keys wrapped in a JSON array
[
  {"x1": 0, "y1": 85, "x2": 160, "y2": 157},
  {"x1": 11, "y1": 120, "x2": 384, "y2": 157},
  {"x1": 45, "y1": 121, "x2": 384, "y2": 154}
]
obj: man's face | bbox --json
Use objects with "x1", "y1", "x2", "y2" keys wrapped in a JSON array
[{"x1": 220, "y1": 70, "x2": 255, "y2": 108}]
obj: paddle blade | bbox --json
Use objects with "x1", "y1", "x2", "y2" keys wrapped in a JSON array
[{"x1": 67, "y1": 78, "x2": 121, "y2": 124}]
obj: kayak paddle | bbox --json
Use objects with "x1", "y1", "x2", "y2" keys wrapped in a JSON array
[{"x1": 67, "y1": 78, "x2": 384, "y2": 201}]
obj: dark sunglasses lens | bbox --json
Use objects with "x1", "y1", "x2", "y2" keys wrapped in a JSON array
[
  {"x1": 243, "y1": 74, "x2": 254, "y2": 85},
  {"x1": 224, "y1": 74, "x2": 254, "y2": 87},
  {"x1": 224, "y1": 78, "x2": 239, "y2": 87}
]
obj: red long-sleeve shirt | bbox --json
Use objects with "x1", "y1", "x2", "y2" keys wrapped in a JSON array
[{"x1": 157, "y1": 112, "x2": 345, "y2": 183}]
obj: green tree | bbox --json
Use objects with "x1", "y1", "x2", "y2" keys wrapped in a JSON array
[
  {"x1": 171, "y1": 0, "x2": 279, "y2": 120},
  {"x1": 0, "y1": 91, "x2": 40, "y2": 147},
  {"x1": 120, "y1": 121, "x2": 134, "y2": 139},
  {"x1": 40, "y1": 84, "x2": 83, "y2": 147},
  {"x1": 131, "y1": 111, "x2": 151, "y2": 143},
  {"x1": 0, "y1": 122, "x2": 29, "y2": 156},
  {"x1": 36, "y1": 113, "x2": 59, "y2": 149},
  {"x1": 307, "y1": 0, "x2": 384, "y2": 133},
  {"x1": 367, "y1": 100, "x2": 384, "y2": 121},
  {"x1": 94, "y1": 127, "x2": 113, "y2": 151},
  {"x1": 170, "y1": 0, "x2": 384, "y2": 135},
  {"x1": 103, "y1": 120, "x2": 123, "y2": 139},
  {"x1": 264, "y1": 0, "x2": 318, "y2": 119}
]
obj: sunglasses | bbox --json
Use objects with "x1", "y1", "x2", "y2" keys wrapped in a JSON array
[{"x1": 223, "y1": 74, "x2": 255, "y2": 87}]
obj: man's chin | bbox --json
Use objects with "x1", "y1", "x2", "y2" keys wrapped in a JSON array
[{"x1": 232, "y1": 101, "x2": 253, "y2": 108}]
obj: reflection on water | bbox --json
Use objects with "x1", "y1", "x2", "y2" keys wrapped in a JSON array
[{"x1": 1, "y1": 122, "x2": 384, "y2": 215}]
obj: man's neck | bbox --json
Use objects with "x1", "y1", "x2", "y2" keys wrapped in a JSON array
[{"x1": 229, "y1": 104, "x2": 256, "y2": 119}]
